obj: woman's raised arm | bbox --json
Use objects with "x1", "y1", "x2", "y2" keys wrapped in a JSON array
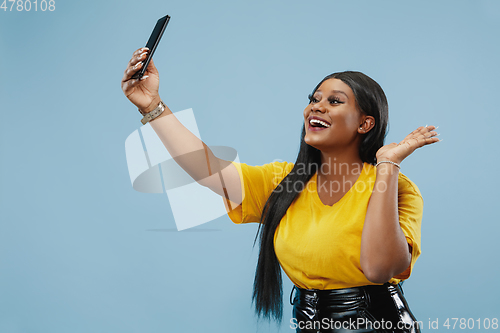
[{"x1": 121, "y1": 48, "x2": 242, "y2": 205}]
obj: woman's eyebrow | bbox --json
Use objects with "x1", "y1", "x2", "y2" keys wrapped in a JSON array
[{"x1": 330, "y1": 90, "x2": 349, "y2": 99}]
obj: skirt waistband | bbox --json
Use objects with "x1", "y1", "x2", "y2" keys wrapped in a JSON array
[{"x1": 290, "y1": 283, "x2": 401, "y2": 312}]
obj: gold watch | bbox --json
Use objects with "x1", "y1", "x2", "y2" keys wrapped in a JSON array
[{"x1": 139, "y1": 101, "x2": 166, "y2": 125}]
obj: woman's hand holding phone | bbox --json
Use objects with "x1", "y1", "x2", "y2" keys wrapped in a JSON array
[{"x1": 121, "y1": 47, "x2": 162, "y2": 113}]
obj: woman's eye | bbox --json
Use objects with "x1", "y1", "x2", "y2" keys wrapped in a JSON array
[
  {"x1": 329, "y1": 98, "x2": 343, "y2": 105},
  {"x1": 308, "y1": 94, "x2": 342, "y2": 105},
  {"x1": 307, "y1": 94, "x2": 320, "y2": 104}
]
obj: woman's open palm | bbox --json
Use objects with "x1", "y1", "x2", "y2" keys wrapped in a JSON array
[{"x1": 376, "y1": 125, "x2": 440, "y2": 164}]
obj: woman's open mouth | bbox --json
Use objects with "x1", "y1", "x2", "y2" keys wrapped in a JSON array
[{"x1": 307, "y1": 117, "x2": 331, "y2": 131}]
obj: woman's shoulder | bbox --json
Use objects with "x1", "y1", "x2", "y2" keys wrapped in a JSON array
[
  {"x1": 371, "y1": 163, "x2": 423, "y2": 201},
  {"x1": 397, "y1": 171, "x2": 423, "y2": 201},
  {"x1": 254, "y1": 160, "x2": 295, "y2": 182},
  {"x1": 268, "y1": 159, "x2": 295, "y2": 176},
  {"x1": 234, "y1": 159, "x2": 294, "y2": 181}
]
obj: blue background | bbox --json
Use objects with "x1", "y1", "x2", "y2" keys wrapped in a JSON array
[{"x1": 1, "y1": 0, "x2": 499, "y2": 332}]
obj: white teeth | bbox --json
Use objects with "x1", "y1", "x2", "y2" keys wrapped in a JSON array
[{"x1": 309, "y1": 118, "x2": 330, "y2": 128}]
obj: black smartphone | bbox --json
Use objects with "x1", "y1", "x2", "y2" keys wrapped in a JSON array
[{"x1": 131, "y1": 14, "x2": 170, "y2": 80}]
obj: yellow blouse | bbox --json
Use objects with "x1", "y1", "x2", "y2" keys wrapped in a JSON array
[{"x1": 223, "y1": 160, "x2": 423, "y2": 290}]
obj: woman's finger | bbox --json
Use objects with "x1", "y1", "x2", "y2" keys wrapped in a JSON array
[
  {"x1": 135, "y1": 47, "x2": 149, "y2": 55},
  {"x1": 423, "y1": 130, "x2": 439, "y2": 138},
  {"x1": 121, "y1": 76, "x2": 140, "y2": 96},
  {"x1": 405, "y1": 125, "x2": 439, "y2": 141},
  {"x1": 121, "y1": 66, "x2": 140, "y2": 85},
  {"x1": 128, "y1": 50, "x2": 149, "y2": 67},
  {"x1": 122, "y1": 54, "x2": 149, "y2": 83},
  {"x1": 121, "y1": 64, "x2": 144, "y2": 90},
  {"x1": 123, "y1": 48, "x2": 150, "y2": 81},
  {"x1": 126, "y1": 52, "x2": 148, "y2": 73},
  {"x1": 128, "y1": 48, "x2": 149, "y2": 65},
  {"x1": 419, "y1": 125, "x2": 439, "y2": 141},
  {"x1": 403, "y1": 133, "x2": 440, "y2": 149}
]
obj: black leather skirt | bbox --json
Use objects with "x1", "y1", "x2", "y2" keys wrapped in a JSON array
[{"x1": 290, "y1": 282, "x2": 421, "y2": 333}]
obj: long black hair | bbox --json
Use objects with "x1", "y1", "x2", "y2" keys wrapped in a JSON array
[{"x1": 251, "y1": 71, "x2": 389, "y2": 323}]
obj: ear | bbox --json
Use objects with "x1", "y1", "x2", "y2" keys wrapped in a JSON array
[{"x1": 357, "y1": 116, "x2": 375, "y2": 134}]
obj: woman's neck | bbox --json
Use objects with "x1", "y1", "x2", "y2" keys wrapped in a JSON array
[{"x1": 318, "y1": 150, "x2": 364, "y2": 180}]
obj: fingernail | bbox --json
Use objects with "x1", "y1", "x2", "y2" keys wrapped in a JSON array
[
  {"x1": 133, "y1": 62, "x2": 142, "y2": 69},
  {"x1": 434, "y1": 125, "x2": 439, "y2": 130},
  {"x1": 425, "y1": 124, "x2": 428, "y2": 127},
  {"x1": 140, "y1": 47, "x2": 149, "y2": 51},
  {"x1": 140, "y1": 75, "x2": 149, "y2": 81}
]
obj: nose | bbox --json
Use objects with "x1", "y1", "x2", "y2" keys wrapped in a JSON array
[{"x1": 311, "y1": 99, "x2": 327, "y2": 113}]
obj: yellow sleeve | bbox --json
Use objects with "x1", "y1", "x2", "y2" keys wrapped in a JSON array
[
  {"x1": 392, "y1": 173, "x2": 423, "y2": 281},
  {"x1": 223, "y1": 160, "x2": 291, "y2": 224}
]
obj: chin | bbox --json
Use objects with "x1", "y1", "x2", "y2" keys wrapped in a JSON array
[{"x1": 304, "y1": 136, "x2": 323, "y2": 151}]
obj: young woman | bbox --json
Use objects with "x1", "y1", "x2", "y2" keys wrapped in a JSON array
[{"x1": 122, "y1": 47, "x2": 439, "y2": 333}]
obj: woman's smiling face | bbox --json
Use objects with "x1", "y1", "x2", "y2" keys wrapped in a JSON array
[{"x1": 303, "y1": 78, "x2": 373, "y2": 153}]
